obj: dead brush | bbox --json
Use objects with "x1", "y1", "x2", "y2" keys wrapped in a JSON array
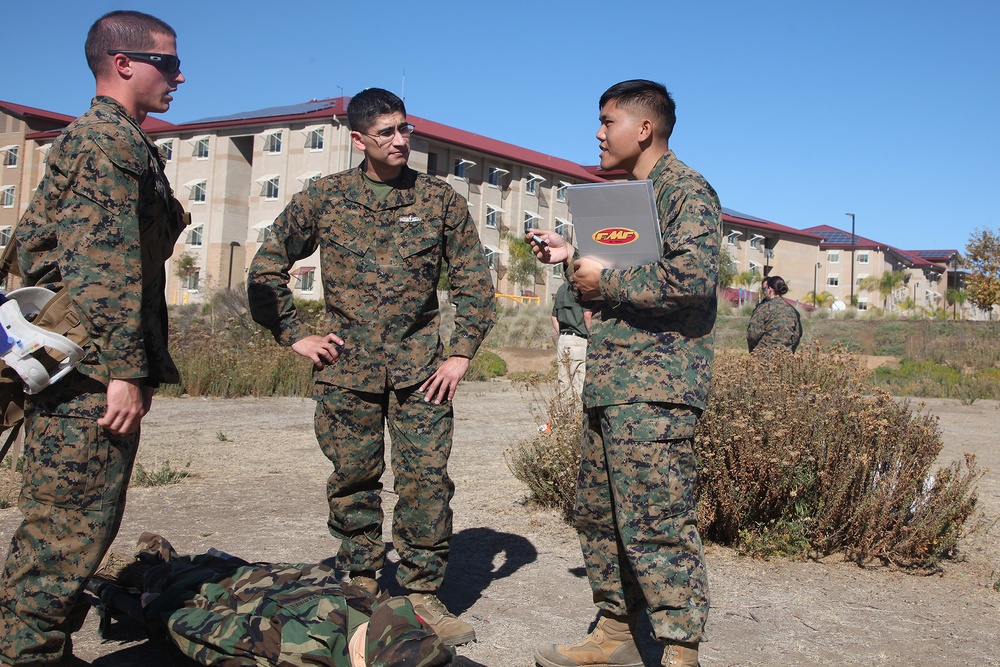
[
  {"x1": 507, "y1": 345, "x2": 986, "y2": 570},
  {"x1": 696, "y1": 346, "x2": 984, "y2": 569}
]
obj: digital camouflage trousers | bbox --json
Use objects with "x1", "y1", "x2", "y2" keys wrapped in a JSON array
[
  {"x1": 575, "y1": 402, "x2": 710, "y2": 643},
  {"x1": 0, "y1": 411, "x2": 138, "y2": 664},
  {"x1": 315, "y1": 382, "x2": 454, "y2": 593}
]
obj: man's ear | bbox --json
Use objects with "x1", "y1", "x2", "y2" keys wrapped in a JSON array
[
  {"x1": 638, "y1": 117, "x2": 654, "y2": 142},
  {"x1": 110, "y1": 53, "x2": 133, "y2": 79},
  {"x1": 349, "y1": 130, "x2": 367, "y2": 152}
]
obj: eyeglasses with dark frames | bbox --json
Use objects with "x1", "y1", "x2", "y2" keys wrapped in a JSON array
[
  {"x1": 362, "y1": 123, "x2": 415, "y2": 145},
  {"x1": 107, "y1": 50, "x2": 182, "y2": 75}
]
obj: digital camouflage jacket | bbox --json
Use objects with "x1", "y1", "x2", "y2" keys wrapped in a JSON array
[
  {"x1": 747, "y1": 296, "x2": 803, "y2": 353},
  {"x1": 581, "y1": 151, "x2": 722, "y2": 410},
  {"x1": 248, "y1": 163, "x2": 495, "y2": 392},
  {"x1": 14, "y1": 96, "x2": 186, "y2": 415}
]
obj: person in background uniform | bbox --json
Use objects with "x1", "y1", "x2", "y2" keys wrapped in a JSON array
[
  {"x1": 0, "y1": 10, "x2": 187, "y2": 665},
  {"x1": 551, "y1": 281, "x2": 592, "y2": 397},
  {"x1": 527, "y1": 80, "x2": 721, "y2": 667},
  {"x1": 746, "y1": 275, "x2": 802, "y2": 353},
  {"x1": 248, "y1": 88, "x2": 495, "y2": 648}
]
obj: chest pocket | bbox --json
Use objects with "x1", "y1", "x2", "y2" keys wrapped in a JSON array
[{"x1": 394, "y1": 215, "x2": 442, "y2": 261}]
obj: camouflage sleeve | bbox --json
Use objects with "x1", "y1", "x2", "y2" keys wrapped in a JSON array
[
  {"x1": 442, "y1": 190, "x2": 495, "y2": 358},
  {"x1": 247, "y1": 191, "x2": 321, "y2": 346},
  {"x1": 52, "y1": 133, "x2": 147, "y2": 379},
  {"x1": 746, "y1": 302, "x2": 768, "y2": 352},
  {"x1": 597, "y1": 180, "x2": 721, "y2": 313}
]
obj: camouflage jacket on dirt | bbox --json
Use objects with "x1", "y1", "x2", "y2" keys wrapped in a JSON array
[
  {"x1": 581, "y1": 150, "x2": 722, "y2": 410},
  {"x1": 747, "y1": 296, "x2": 802, "y2": 353},
  {"x1": 248, "y1": 163, "x2": 495, "y2": 392},
  {"x1": 130, "y1": 532, "x2": 450, "y2": 667},
  {"x1": 14, "y1": 96, "x2": 185, "y2": 413}
]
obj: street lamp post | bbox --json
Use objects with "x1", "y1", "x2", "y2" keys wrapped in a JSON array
[
  {"x1": 846, "y1": 213, "x2": 856, "y2": 307},
  {"x1": 813, "y1": 262, "x2": 821, "y2": 306}
]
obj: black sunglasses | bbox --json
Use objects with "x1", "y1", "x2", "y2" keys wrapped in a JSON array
[{"x1": 107, "y1": 50, "x2": 181, "y2": 75}]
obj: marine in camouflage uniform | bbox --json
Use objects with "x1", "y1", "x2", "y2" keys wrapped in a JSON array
[
  {"x1": 746, "y1": 279, "x2": 803, "y2": 353},
  {"x1": 248, "y1": 89, "x2": 494, "y2": 646},
  {"x1": 0, "y1": 11, "x2": 187, "y2": 665},
  {"x1": 529, "y1": 81, "x2": 720, "y2": 667}
]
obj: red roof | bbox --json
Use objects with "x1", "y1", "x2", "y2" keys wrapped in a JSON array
[
  {"x1": 725, "y1": 209, "x2": 824, "y2": 241},
  {"x1": 0, "y1": 99, "x2": 75, "y2": 128}
]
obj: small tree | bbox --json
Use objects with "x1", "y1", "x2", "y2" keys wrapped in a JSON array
[
  {"x1": 502, "y1": 233, "x2": 543, "y2": 294},
  {"x1": 717, "y1": 246, "x2": 736, "y2": 292},
  {"x1": 735, "y1": 270, "x2": 759, "y2": 307},
  {"x1": 174, "y1": 252, "x2": 197, "y2": 285},
  {"x1": 861, "y1": 271, "x2": 906, "y2": 311},
  {"x1": 804, "y1": 290, "x2": 835, "y2": 309},
  {"x1": 945, "y1": 288, "x2": 967, "y2": 320},
  {"x1": 964, "y1": 227, "x2": 1000, "y2": 319}
]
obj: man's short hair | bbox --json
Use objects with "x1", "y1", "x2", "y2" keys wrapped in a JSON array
[
  {"x1": 599, "y1": 79, "x2": 677, "y2": 141},
  {"x1": 347, "y1": 88, "x2": 406, "y2": 133},
  {"x1": 86, "y1": 10, "x2": 177, "y2": 78}
]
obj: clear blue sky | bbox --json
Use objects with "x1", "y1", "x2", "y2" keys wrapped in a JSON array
[{"x1": 6, "y1": 0, "x2": 997, "y2": 251}]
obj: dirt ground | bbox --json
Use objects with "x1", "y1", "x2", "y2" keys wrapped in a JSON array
[{"x1": 0, "y1": 366, "x2": 998, "y2": 666}]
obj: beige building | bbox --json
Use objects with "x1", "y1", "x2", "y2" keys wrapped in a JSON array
[{"x1": 2, "y1": 97, "x2": 970, "y2": 316}]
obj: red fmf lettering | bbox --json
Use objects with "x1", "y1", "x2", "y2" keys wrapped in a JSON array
[{"x1": 592, "y1": 227, "x2": 639, "y2": 245}]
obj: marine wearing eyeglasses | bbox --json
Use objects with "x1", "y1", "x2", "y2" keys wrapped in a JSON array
[
  {"x1": 248, "y1": 87, "x2": 495, "y2": 648},
  {"x1": 0, "y1": 10, "x2": 188, "y2": 665}
]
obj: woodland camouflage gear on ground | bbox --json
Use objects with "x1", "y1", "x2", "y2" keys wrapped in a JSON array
[{"x1": 97, "y1": 533, "x2": 452, "y2": 667}]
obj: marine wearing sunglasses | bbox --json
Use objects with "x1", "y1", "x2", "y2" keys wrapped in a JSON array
[{"x1": 107, "y1": 50, "x2": 181, "y2": 75}]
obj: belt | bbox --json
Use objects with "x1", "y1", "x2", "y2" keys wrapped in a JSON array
[{"x1": 560, "y1": 331, "x2": 588, "y2": 339}]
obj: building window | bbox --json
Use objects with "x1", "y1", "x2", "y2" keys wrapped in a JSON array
[
  {"x1": 186, "y1": 270, "x2": 200, "y2": 291},
  {"x1": 2, "y1": 146, "x2": 18, "y2": 167},
  {"x1": 263, "y1": 130, "x2": 282, "y2": 154},
  {"x1": 486, "y1": 205, "x2": 501, "y2": 229},
  {"x1": 427, "y1": 152, "x2": 438, "y2": 175},
  {"x1": 189, "y1": 180, "x2": 207, "y2": 202},
  {"x1": 488, "y1": 166, "x2": 508, "y2": 188},
  {"x1": 524, "y1": 212, "x2": 541, "y2": 233},
  {"x1": 453, "y1": 158, "x2": 475, "y2": 179},
  {"x1": 186, "y1": 225, "x2": 203, "y2": 246},
  {"x1": 857, "y1": 252, "x2": 870, "y2": 264},
  {"x1": 194, "y1": 137, "x2": 210, "y2": 159},
  {"x1": 748, "y1": 261, "x2": 762, "y2": 275},
  {"x1": 552, "y1": 264, "x2": 563, "y2": 278},
  {"x1": 1, "y1": 186, "x2": 14, "y2": 208},
  {"x1": 856, "y1": 273, "x2": 868, "y2": 286},
  {"x1": 156, "y1": 139, "x2": 173, "y2": 162},
  {"x1": 827, "y1": 274, "x2": 840, "y2": 287},
  {"x1": 727, "y1": 231, "x2": 741, "y2": 246},
  {"x1": 262, "y1": 176, "x2": 280, "y2": 200},
  {"x1": 827, "y1": 251, "x2": 840, "y2": 263},
  {"x1": 295, "y1": 269, "x2": 316, "y2": 292},
  {"x1": 0, "y1": 226, "x2": 11, "y2": 246},
  {"x1": 555, "y1": 218, "x2": 572, "y2": 240},
  {"x1": 484, "y1": 247, "x2": 499, "y2": 270},
  {"x1": 298, "y1": 172, "x2": 321, "y2": 190},
  {"x1": 556, "y1": 182, "x2": 570, "y2": 202},
  {"x1": 750, "y1": 234, "x2": 765, "y2": 250},
  {"x1": 306, "y1": 127, "x2": 324, "y2": 150},
  {"x1": 858, "y1": 297, "x2": 869, "y2": 310},
  {"x1": 526, "y1": 173, "x2": 545, "y2": 195}
]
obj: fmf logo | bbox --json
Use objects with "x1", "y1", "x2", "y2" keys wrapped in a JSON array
[{"x1": 592, "y1": 228, "x2": 639, "y2": 245}]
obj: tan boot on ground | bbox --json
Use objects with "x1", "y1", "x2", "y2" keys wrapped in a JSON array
[
  {"x1": 407, "y1": 592, "x2": 476, "y2": 646},
  {"x1": 535, "y1": 615, "x2": 642, "y2": 667},
  {"x1": 662, "y1": 641, "x2": 699, "y2": 667}
]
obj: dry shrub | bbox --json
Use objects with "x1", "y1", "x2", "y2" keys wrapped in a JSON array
[
  {"x1": 505, "y1": 378, "x2": 582, "y2": 518},
  {"x1": 697, "y1": 346, "x2": 983, "y2": 569},
  {"x1": 507, "y1": 346, "x2": 985, "y2": 570}
]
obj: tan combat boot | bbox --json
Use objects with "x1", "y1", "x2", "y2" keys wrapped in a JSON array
[
  {"x1": 407, "y1": 592, "x2": 477, "y2": 646},
  {"x1": 662, "y1": 641, "x2": 699, "y2": 666},
  {"x1": 535, "y1": 615, "x2": 642, "y2": 667}
]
